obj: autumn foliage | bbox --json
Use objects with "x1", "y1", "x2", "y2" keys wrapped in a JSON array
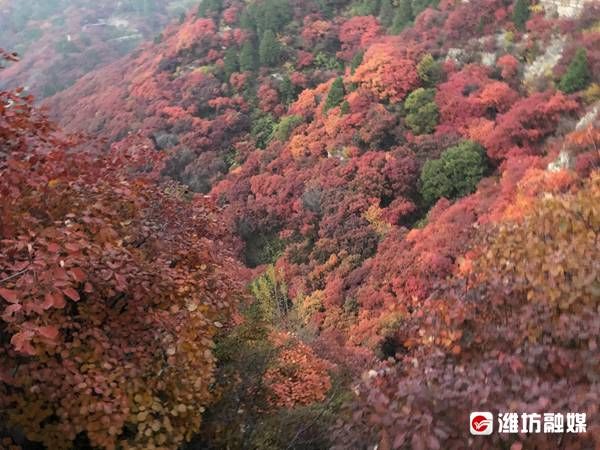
[
  {"x1": 0, "y1": 56, "x2": 241, "y2": 449},
  {"x1": 2, "y1": 0, "x2": 600, "y2": 447},
  {"x1": 333, "y1": 171, "x2": 600, "y2": 449},
  {"x1": 264, "y1": 331, "x2": 333, "y2": 408}
]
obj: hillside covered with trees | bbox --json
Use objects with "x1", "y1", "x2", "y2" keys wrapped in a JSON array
[
  {"x1": 1, "y1": 0, "x2": 600, "y2": 448},
  {"x1": 0, "y1": 0, "x2": 199, "y2": 97}
]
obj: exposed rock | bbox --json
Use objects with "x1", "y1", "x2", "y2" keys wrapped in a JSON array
[
  {"x1": 547, "y1": 150, "x2": 574, "y2": 172},
  {"x1": 480, "y1": 52, "x2": 497, "y2": 67},
  {"x1": 107, "y1": 17, "x2": 131, "y2": 29},
  {"x1": 524, "y1": 35, "x2": 566, "y2": 88},
  {"x1": 540, "y1": 0, "x2": 593, "y2": 18},
  {"x1": 575, "y1": 103, "x2": 600, "y2": 131},
  {"x1": 446, "y1": 47, "x2": 468, "y2": 65}
]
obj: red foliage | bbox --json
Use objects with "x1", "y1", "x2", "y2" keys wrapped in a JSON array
[
  {"x1": 436, "y1": 64, "x2": 519, "y2": 132},
  {"x1": 497, "y1": 53, "x2": 519, "y2": 80},
  {"x1": 301, "y1": 17, "x2": 337, "y2": 49},
  {"x1": 264, "y1": 332, "x2": 333, "y2": 408},
  {"x1": 443, "y1": 0, "x2": 509, "y2": 41},
  {"x1": 296, "y1": 50, "x2": 315, "y2": 69},
  {"x1": 337, "y1": 16, "x2": 382, "y2": 61},
  {"x1": 333, "y1": 170, "x2": 600, "y2": 450},
  {"x1": 222, "y1": 6, "x2": 240, "y2": 25},
  {"x1": 481, "y1": 91, "x2": 579, "y2": 160},
  {"x1": 350, "y1": 43, "x2": 419, "y2": 102},
  {"x1": 257, "y1": 81, "x2": 281, "y2": 114},
  {"x1": 0, "y1": 67, "x2": 242, "y2": 449},
  {"x1": 14, "y1": 3, "x2": 599, "y2": 446}
]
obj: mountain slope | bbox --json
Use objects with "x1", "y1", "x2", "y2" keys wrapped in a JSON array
[
  {"x1": 4, "y1": 0, "x2": 600, "y2": 448},
  {"x1": 0, "y1": 0, "x2": 198, "y2": 97}
]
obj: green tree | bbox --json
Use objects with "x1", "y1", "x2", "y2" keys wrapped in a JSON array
[
  {"x1": 390, "y1": 0, "x2": 413, "y2": 34},
  {"x1": 559, "y1": 48, "x2": 591, "y2": 94},
  {"x1": 314, "y1": 52, "x2": 343, "y2": 70},
  {"x1": 350, "y1": 0, "x2": 380, "y2": 16},
  {"x1": 239, "y1": 8, "x2": 257, "y2": 32},
  {"x1": 323, "y1": 77, "x2": 345, "y2": 112},
  {"x1": 198, "y1": 0, "x2": 222, "y2": 16},
  {"x1": 223, "y1": 47, "x2": 239, "y2": 79},
  {"x1": 255, "y1": 0, "x2": 292, "y2": 35},
  {"x1": 251, "y1": 114, "x2": 276, "y2": 149},
  {"x1": 512, "y1": 0, "x2": 530, "y2": 31},
  {"x1": 340, "y1": 100, "x2": 350, "y2": 114},
  {"x1": 350, "y1": 50, "x2": 364, "y2": 74},
  {"x1": 259, "y1": 29, "x2": 281, "y2": 67},
  {"x1": 279, "y1": 74, "x2": 297, "y2": 105},
  {"x1": 404, "y1": 88, "x2": 439, "y2": 135},
  {"x1": 378, "y1": 0, "x2": 394, "y2": 28},
  {"x1": 417, "y1": 53, "x2": 443, "y2": 87},
  {"x1": 250, "y1": 265, "x2": 291, "y2": 323},
  {"x1": 411, "y1": 0, "x2": 438, "y2": 15},
  {"x1": 272, "y1": 115, "x2": 303, "y2": 141},
  {"x1": 420, "y1": 141, "x2": 487, "y2": 207},
  {"x1": 239, "y1": 41, "x2": 258, "y2": 72}
]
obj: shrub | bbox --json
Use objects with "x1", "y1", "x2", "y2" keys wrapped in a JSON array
[
  {"x1": 272, "y1": 115, "x2": 303, "y2": 141},
  {"x1": 512, "y1": 0, "x2": 530, "y2": 31},
  {"x1": 259, "y1": 29, "x2": 281, "y2": 67},
  {"x1": 420, "y1": 141, "x2": 487, "y2": 206},
  {"x1": 390, "y1": 0, "x2": 413, "y2": 34},
  {"x1": 559, "y1": 48, "x2": 591, "y2": 94},
  {"x1": 404, "y1": 88, "x2": 439, "y2": 135},
  {"x1": 416, "y1": 54, "x2": 443, "y2": 87},
  {"x1": 239, "y1": 41, "x2": 258, "y2": 72},
  {"x1": 250, "y1": 266, "x2": 291, "y2": 323},
  {"x1": 323, "y1": 77, "x2": 345, "y2": 112},
  {"x1": 251, "y1": 114, "x2": 276, "y2": 149},
  {"x1": 0, "y1": 93, "x2": 241, "y2": 449},
  {"x1": 243, "y1": 231, "x2": 285, "y2": 267}
]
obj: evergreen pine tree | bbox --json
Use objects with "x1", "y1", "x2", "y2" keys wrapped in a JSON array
[
  {"x1": 198, "y1": 0, "x2": 222, "y2": 17},
  {"x1": 256, "y1": 0, "x2": 292, "y2": 35},
  {"x1": 420, "y1": 141, "x2": 487, "y2": 207},
  {"x1": 279, "y1": 74, "x2": 296, "y2": 105},
  {"x1": 223, "y1": 47, "x2": 239, "y2": 80},
  {"x1": 239, "y1": 8, "x2": 257, "y2": 32},
  {"x1": 350, "y1": 51, "x2": 364, "y2": 75},
  {"x1": 239, "y1": 41, "x2": 258, "y2": 72},
  {"x1": 323, "y1": 77, "x2": 345, "y2": 112},
  {"x1": 340, "y1": 100, "x2": 350, "y2": 115},
  {"x1": 559, "y1": 48, "x2": 591, "y2": 94},
  {"x1": 390, "y1": 0, "x2": 413, "y2": 34},
  {"x1": 417, "y1": 54, "x2": 443, "y2": 87},
  {"x1": 512, "y1": 0, "x2": 530, "y2": 31},
  {"x1": 411, "y1": 0, "x2": 437, "y2": 16},
  {"x1": 259, "y1": 30, "x2": 281, "y2": 67},
  {"x1": 378, "y1": 0, "x2": 394, "y2": 28},
  {"x1": 379, "y1": 0, "x2": 394, "y2": 28}
]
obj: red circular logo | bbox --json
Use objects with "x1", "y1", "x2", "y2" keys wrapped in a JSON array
[{"x1": 472, "y1": 415, "x2": 491, "y2": 432}]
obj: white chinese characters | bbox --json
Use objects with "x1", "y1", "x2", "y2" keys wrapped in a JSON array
[
  {"x1": 497, "y1": 412, "x2": 586, "y2": 434},
  {"x1": 472, "y1": 412, "x2": 588, "y2": 435}
]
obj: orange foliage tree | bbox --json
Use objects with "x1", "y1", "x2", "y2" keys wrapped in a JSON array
[
  {"x1": 0, "y1": 55, "x2": 241, "y2": 450},
  {"x1": 350, "y1": 43, "x2": 419, "y2": 103},
  {"x1": 264, "y1": 332, "x2": 333, "y2": 408}
]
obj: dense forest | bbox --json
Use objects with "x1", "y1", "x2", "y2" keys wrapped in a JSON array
[
  {"x1": 1, "y1": 0, "x2": 599, "y2": 448},
  {"x1": 0, "y1": 0, "x2": 198, "y2": 97}
]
